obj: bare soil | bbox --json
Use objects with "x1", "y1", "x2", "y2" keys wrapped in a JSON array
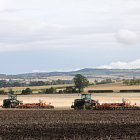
[{"x1": 0, "y1": 110, "x2": 140, "y2": 140}]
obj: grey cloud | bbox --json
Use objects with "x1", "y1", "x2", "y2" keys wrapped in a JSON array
[
  {"x1": 0, "y1": 0, "x2": 140, "y2": 51},
  {"x1": 116, "y1": 29, "x2": 139, "y2": 45},
  {"x1": 0, "y1": 8, "x2": 39, "y2": 13},
  {"x1": 0, "y1": 8, "x2": 25, "y2": 13},
  {"x1": 0, "y1": 19, "x2": 116, "y2": 45}
]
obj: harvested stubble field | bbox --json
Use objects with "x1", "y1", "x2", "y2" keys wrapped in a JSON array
[
  {"x1": 0, "y1": 110, "x2": 140, "y2": 140},
  {"x1": 85, "y1": 82, "x2": 140, "y2": 91}
]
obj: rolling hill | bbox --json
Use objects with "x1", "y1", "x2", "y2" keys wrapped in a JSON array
[{"x1": 1, "y1": 68, "x2": 140, "y2": 79}]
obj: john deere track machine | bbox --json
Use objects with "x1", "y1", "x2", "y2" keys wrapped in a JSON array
[
  {"x1": 2, "y1": 94, "x2": 54, "y2": 109},
  {"x1": 71, "y1": 93, "x2": 99, "y2": 110},
  {"x1": 3, "y1": 94, "x2": 23, "y2": 108},
  {"x1": 71, "y1": 93, "x2": 140, "y2": 110}
]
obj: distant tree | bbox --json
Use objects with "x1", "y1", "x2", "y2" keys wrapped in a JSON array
[
  {"x1": 44, "y1": 87, "x2": 56, "y2": 94},
  {"x1": 22, "y1": 88, "x2": 32, "y2": 95},
  {"x1": 0, "y1": 80, "x2": 7, "y2": 88},
  {"x1": 8, "y1": 89, "x2": 14, "y2": 95},
  {"x1": 94, "y1": 80, "x2": 98, "y2": 85},
  {"x1": 96, "y1": 78, "x2": 113, "y2": 85},
  {"x1": 0, "y1": 90, "x2": 5, "y2": 95},
  {"x1": 58, "y1": 90, "x2": 64, "y2": 94},
  {"x1": 49, "y1": 87, "x2": 56, "y2": 93},
  {"x1": 123, "y1": 80, "x2": 129, "y2": 85},
  {"x1": 123, "y1": 79, "x2": 140, "y2": 86},
  {"x1": 73, "y1": 74, "x2": 89, "y2": 93},
  {"x1": 65, "y1": 86, "x2": 78, "y2": 93},
  {"x1": 29, "y1": 81, "x2": 45, "y2": 86},
  {"x1": 56, "y1": 79, "x2": 64, "y2": 85},
  {"x1": 45, "y1": 81, "x2": 52, "y2": 85},
  {"x1": 12, "y1": 82, "x2": 22, "y2": 87}
]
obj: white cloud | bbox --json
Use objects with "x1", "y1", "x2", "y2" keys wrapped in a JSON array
[
  {"x1": 32, "y1": 68, "x2": 80, "y2": 73},
  {"x1": 32, "y1": 70, "x2": 47, "y2": 73},
  {"x1": 116, "y1": 29, "x2": 139, "y2": 45},
  {"x1": 98, "y1": 59, "x2": 140, "y2": 69}
]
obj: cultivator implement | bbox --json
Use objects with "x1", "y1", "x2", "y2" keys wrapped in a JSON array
[
  {"x1": 2, "y1": 94, "x2": 54, "y2": 109},
  {"x1": 71, "y1": 93, "x2": 140, "y2": 110},
  {"x1": 16, "y1": 102, "x2": 54, "y2": 109},
  {"x1": 93, "y1": 105, "x2": 140, "y2": 110},
  {"x1": 94, "y1": 99, "x2": 140, "y2": 110}
]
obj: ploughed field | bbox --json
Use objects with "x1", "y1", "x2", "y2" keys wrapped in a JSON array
[{"x1": 0, "y1": 110, "x2": 140, "y2": 140}]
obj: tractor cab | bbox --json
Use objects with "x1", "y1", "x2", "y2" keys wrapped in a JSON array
[
  {"x1": 8, "y1": 94, "x2": 17, "y2": 100},
  {"x1": 81, "y1": 94, "x2": 91, "y2": 100}
]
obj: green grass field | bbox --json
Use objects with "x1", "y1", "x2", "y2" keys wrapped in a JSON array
[{"x1": 0, "y1": 84, "x2": 73, "y2": 94}]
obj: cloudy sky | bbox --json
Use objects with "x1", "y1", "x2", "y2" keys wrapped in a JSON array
[{"x1": 0, "y1": 0, "x2": 140, "y2": 74}]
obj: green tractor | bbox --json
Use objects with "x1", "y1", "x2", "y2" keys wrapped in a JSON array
[
  {"x1": 3, "y1": 94, "x2": 23, "y2": 108},
  {"x1": 71, "y1": 93, "x2": 99, "y2": 110}
]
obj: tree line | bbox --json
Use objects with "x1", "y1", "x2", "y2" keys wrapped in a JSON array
[
  {"x1": 94, "y1": 79, "x2": 114, "y2": 85},
  {"x1": 43, "y1": 74, "x2": 89, "y2": 94},
  {"x1": 0, "y1": 79, "x2": 73, "y2": 88},
  {"x1": 0, "y1": 74, "x2": 89, "y2": 95},
  {"x1": 123, "y1": 79, "x2": 140, "y2": 86}
]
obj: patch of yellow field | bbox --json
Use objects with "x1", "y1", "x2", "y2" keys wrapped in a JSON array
[{"x1": 85, "y1": 82, "x2": 140, "y2": 91}]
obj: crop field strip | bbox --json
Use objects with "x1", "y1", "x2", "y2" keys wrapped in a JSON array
[
  {"x1": 0, "y1": 84, "x2": 73, "y2": 93},
  {"x1": 0, "y1": 110, "x2": 140, "y2": 140},
  {"x1": 1, "y1": 82, "x2": 140, "y2": 94}
]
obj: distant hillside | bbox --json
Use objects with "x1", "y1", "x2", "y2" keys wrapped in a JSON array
[
  {"x1": 1, "y1": 68, "x2": 140, "y2": 79},
  {"x1": 74, "y1": 68, "x2": 140, "y2": 76},
  {"x1": 0, "y1": 74, "x2": 7, "y2": 79}
]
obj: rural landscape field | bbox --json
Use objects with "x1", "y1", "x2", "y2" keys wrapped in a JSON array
[
  {"x1": 1, "y1": 83, "x2": 140, "y2": 108},
  {"x1": 1, "y1": 0, "x2": 140, "y2": 139}
]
